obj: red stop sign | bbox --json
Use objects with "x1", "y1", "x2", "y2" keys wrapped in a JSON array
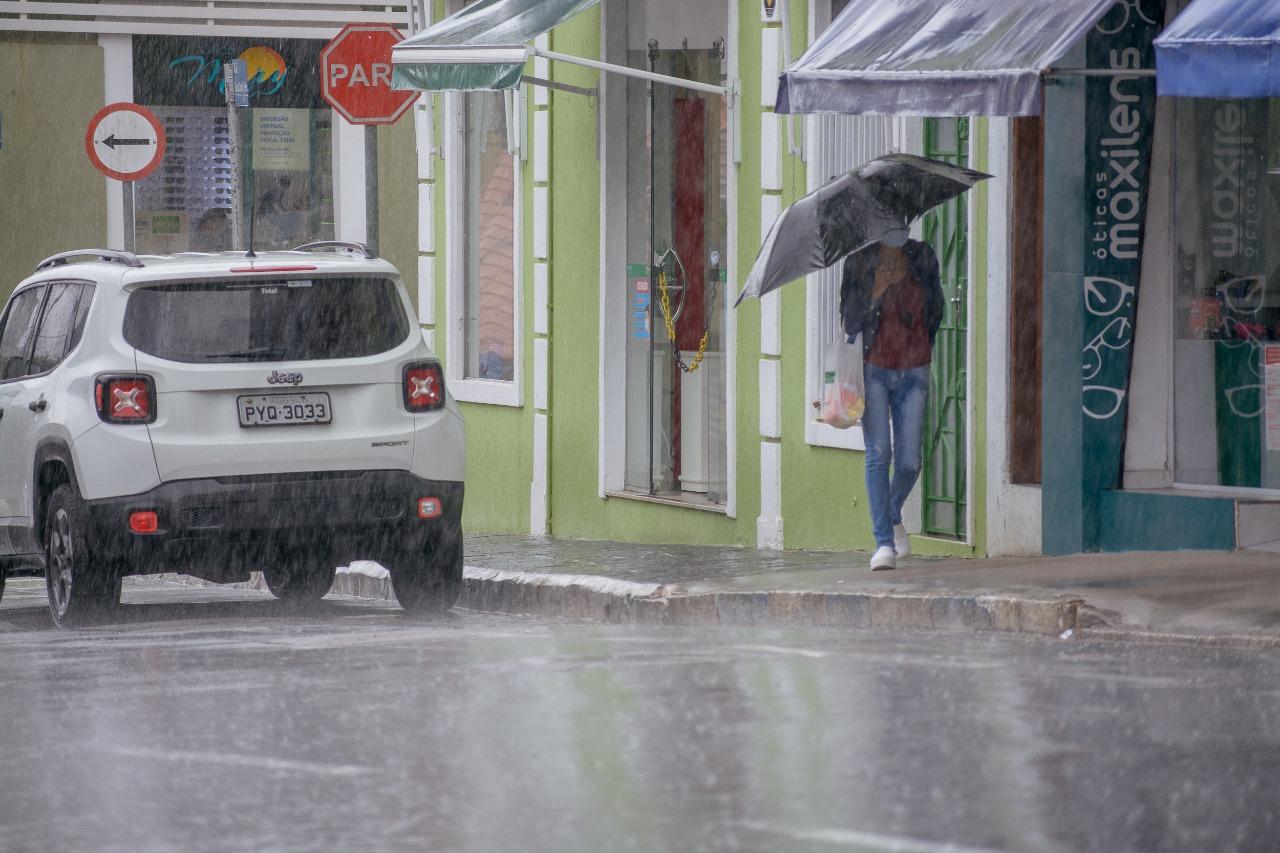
[{"x1": 321, "y1": 23, "x2": 416, "y2": 125}]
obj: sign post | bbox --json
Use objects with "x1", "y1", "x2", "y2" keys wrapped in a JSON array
[
  {"x1": 320, "y1": 24, "x2": 416, "y2": 125},
  {"x1": 224, "y1": 59, "x2": 249, "y2": 252},
  {"x1": 84, "y1": 103, "x2": 165, "y2": 182}
]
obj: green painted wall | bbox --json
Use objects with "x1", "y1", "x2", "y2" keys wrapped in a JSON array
[
  {"x1": 415, "y1": 0, "x2": 533, "y2": 534},
  {"x1": 423, "y1": 0, "x2": 995, "y2": 553},
  {"x1": 422, "y1": 95, "x2": 533, "y2": 534},
  {"x1": 0, "y1": 34, "x2": 108, "y2": 303},
  {"x1": 377, "y1": 119, "x2": 417, "y2": 308},
  {"x1": 540, "y1": 5, "x2": 754, "y2": 546}
]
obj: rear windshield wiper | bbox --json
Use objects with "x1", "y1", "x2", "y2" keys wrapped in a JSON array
[{"x1": 203, "y1": 347, "x2": 286, "y2": 361}]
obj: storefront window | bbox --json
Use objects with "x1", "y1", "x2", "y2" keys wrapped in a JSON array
[
  {"x1": 131, "y1": 36, "x2": 333, "y2": 253},
  {"x1": 1173, "y1": 98, "x2": 1280, "y2": 489},
  {"x1": 460, "y1": 90, "x2": 517, "y2": 382}
]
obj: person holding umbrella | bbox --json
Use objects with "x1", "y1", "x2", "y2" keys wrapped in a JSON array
[
  {"x1": 840, "y1": 232, "x2": 942, "y2": 570},
  {"x1": 736, "y1": 153, "x2": 989, "y2": 569}
]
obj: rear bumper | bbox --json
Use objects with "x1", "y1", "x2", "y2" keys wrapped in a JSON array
[{"x1": 83, "y1": 470, "x2": 463, "y2": 575}]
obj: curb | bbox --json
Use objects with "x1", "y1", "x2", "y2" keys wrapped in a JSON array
[
  {"x1": 330, "y1": 567, "x2": 1083, "y2": 637},
  {"x1": 139, "y1": 568, "x2": 1280, "y2": 648}
]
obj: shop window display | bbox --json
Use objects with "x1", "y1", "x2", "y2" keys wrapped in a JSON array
[
  {"x1": 131, "y1": 36, "x2": 333, "y2": 254},
  {"x1": 1173, "y1": 98, "x2": 1280, "y2": 489}
]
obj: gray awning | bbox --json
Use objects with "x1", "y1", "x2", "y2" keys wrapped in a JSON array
[
  {"x1": 392, "y1": 0, "x2": 601, "y2": 92},
  {"x1": 776, "y1": 0, "x2": 1120, "y2": 116},
  {"x1": 1155, "y1": 0, "x2": 1280, "y2": 98}
]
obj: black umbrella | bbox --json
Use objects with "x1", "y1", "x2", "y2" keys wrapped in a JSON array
[{"x1": 735, "y1": 153, "x2": 992, "y2": 305}]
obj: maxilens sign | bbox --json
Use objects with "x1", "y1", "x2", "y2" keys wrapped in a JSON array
[
  {"x1": 1207, "y1": 102, "x2": 1262, "y2": 261},
  {"x1": 1081, "y1": 0, "x2": 1162, "y2": 500},
  {"x1": 1091, "y1": 43, "x2": 1146, "y2": 263}
]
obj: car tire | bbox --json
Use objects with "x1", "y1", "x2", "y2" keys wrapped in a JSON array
[
  {"x1": 263, "y1": 551, "x2": 336, "y2": 604},
  {"x1": 390, "y1": 529, "x2": 463, "y2": 615},
  {"x1": 44, "y1": 484, "x2": 122, "y2": 629}
]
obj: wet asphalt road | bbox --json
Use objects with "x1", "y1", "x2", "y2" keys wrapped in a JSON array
[{"x1": 0, "y1": 577, "x2": 1277, "y2": 853}]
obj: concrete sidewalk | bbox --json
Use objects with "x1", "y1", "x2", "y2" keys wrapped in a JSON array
[{"x1": 330, "y1": 534, "x2": 1280, "y2": 647}]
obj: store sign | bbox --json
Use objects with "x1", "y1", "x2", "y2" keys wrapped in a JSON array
[
  {"x1": 1080, "y1": 0, "x2": 1163, "y2": 490},
  {"x1": 134, "y1": 36, "x2": 325, "y2": 109},
  {"x1": 252, "y1": 109, "x2": 310, "y2": 171},
  {"x1": 320, "y1": 24, "x2": 415, "y2": 125}
]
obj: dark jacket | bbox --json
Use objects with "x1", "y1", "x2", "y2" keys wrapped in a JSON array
[{"x1": 839, "y1": 239, "x2": 944, "y2": 358}]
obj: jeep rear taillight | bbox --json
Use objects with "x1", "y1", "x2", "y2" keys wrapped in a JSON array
[
  {"x1": 95, "y1": 375, "x2": 156, "y2": 424},
  {"x1": 403, "y1": 362, "x2": 445, "y2": 412}
]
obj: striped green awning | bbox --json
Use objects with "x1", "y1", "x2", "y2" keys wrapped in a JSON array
[{"x1": 392, "y1": 0, "x2": 601, "y2": 92}]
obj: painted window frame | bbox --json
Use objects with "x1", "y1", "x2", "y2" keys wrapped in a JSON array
[{"x1": 443, "y1": 87, "x2": 525, "y2": 408}]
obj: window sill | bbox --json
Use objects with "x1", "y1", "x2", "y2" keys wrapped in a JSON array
[
  {"x1": 604, "y1": 489, "x2": 728, "y2": 515},
  {"x1": 449, "y1": 377, "x2": 522, "y2": 407},
  {"x1": 805, "y1": 419, "x2": 865, "y2": 451}
]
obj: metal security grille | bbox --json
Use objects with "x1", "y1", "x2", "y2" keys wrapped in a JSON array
[
  {"x1": 809, "y1": 114, "x2": 899, "y2": 355},
  {"x1": 921, "y1": 117, "x2": 969, "y2": 540}
]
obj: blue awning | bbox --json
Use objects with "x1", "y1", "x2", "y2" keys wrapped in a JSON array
[
  {"x1": 775, "y1": 0, "x2": 1120, "y2": 116},
  {"x1": 1154, "y1": 0, "x2": 1280, "y2": 98}
]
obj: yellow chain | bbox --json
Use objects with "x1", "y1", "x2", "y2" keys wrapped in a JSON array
[{"x1": 658, "y1": 268, "x2": 709, "y2": 373}]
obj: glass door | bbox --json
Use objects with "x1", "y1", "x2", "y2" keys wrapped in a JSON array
[{"x1": 622, "y1": 38, "x2": 728, "y2": 503}]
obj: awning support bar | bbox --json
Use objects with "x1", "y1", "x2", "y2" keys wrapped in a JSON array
[
  {"x1": 521, "y1": 74, "x2": 597, "y2": 99},
  {"x1": 532, "y1": 46, "x2": 729, "y2": 98},
  {"x1": 1045, "y1": 68, "x2": 1157, "y2": 78}
]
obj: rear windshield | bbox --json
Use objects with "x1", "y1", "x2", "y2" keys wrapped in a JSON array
[{"x1": 124, "y1": 277, "x2": 411, "y2": 363}]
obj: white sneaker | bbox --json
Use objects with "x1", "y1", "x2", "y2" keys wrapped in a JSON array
[
  {"x1": 870, "y1": 545, "x2": 897, "y2": 571},
  {"x1": 893, "y1": 524, "x2": 911, "y2": 557}
]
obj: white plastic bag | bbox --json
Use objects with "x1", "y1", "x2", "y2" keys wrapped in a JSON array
[{"x1": 820, "y1": 339, "x2": 865, "y2": 429}]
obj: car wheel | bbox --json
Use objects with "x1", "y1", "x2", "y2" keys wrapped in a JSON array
[
  {"x1": 44, "y1": 484, "x2": 122, "y2": 629},
  {"x1": 390, "y1": 528, "x2": 463, "y2": 615},
  {"x1": 263, "y1": 551, "x2": 336, "y2": 604}
]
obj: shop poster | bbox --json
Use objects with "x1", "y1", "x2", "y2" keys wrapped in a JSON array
[{"x1": 1266, "y1": 346, "x2": 1280, "y2": 453}]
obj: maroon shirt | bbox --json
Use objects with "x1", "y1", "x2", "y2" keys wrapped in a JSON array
[{"x1": 868, "y1": 275, "x2": 932, "y2": 369}]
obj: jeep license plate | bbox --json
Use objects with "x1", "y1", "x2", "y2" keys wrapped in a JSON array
[{"x1": 237, "y1": 393, "x2": 332, "y2": 427}]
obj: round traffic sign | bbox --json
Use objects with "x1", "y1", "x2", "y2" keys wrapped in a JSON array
[
  {"x1": 84, "y1": 103, "x2": 166, "y2": 182},
  {"x1": 320, "y1": 23, "x2": 416, "y2": 126}
]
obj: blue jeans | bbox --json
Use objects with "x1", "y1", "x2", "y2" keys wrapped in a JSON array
[{"x1": 863, "y1": 363, "x2": 929, "y2": 549}]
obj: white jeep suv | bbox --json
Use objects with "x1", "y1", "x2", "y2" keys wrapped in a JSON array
[{"x1": 0, "y1": 245, "x2": 465, "y2": 627}]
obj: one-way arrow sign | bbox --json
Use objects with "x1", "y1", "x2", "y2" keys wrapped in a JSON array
[
  {"x1": 99, "y1": 134, "x2": 155, "y2": 150},
  {"x1": 84, "y1": 103, "x2": 165, "y2": 181}
]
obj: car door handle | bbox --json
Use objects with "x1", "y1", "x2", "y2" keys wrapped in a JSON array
[{"x1": 28, "y1": 397, "x2": 47, "y2": 413}]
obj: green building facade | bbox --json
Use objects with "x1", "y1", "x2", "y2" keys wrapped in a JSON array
[{"x1": 410, "y1": 0, "x2": 1006, "y2": 557}]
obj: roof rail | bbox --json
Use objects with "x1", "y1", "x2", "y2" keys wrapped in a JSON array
[
  {"x1": 36, "y1": 249, "x2": 144, "y2": 272},
  {"x1": 290, "y1": 241, "x2": 375, "y2": 259}
]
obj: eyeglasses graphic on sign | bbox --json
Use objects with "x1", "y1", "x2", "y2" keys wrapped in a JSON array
[
  {"x1": 1083, "y1": 384, "x2": 1127, "y2": 421},
  {"x1": 1094, "y1": 0, "x2": 1159, "y2": 35},
  {"x1": 1084, "y1": 276, "x2": 1135, "y2": 318},
  {"x1": 1217, "y1": 274, "x2": 1267, "y2": 316},
  {"x1": 1083, "y1": 316, "x2": 1132, "y2": 382},
  {"x1": 1225, "y1": 383, "x2": 1263, "y2": 419}
]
